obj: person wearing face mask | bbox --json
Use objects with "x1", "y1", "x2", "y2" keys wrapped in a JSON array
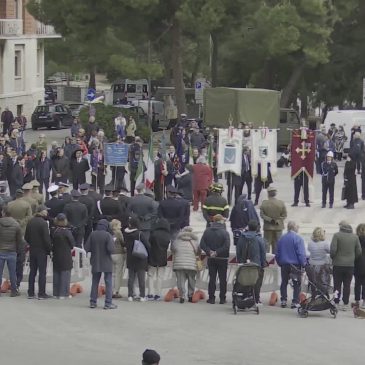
[{"x1": 321, "y1": 151, "x2": 338, "y2": 208}]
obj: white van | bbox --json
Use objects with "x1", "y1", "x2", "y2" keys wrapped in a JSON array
[
  {"x1": 112, "y1": 79, "x2": 149, "y2": 103},
  {"x1": 324, "y1": 110, "x2": 365, "y2": 151}
]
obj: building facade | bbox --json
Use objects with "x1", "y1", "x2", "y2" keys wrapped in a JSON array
[{"x1": 0, "y1": 0, "x2": 59, "y2": 118}]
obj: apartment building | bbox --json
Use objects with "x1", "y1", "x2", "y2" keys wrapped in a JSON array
[{"x1": 0, "y1": 0, "x2": 60, "y2": 118}]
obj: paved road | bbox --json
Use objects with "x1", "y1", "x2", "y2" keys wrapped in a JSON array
[{"x1": 3, "y1": 127, "x2": 362, "y2": 365}]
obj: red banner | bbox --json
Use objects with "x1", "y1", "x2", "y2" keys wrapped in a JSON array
[{"x1": 291, "y1": 129, "x2": 316, "y2": 179}]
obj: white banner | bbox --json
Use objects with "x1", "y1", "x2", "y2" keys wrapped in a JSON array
[
  {"x1": 217, "y1": 128, "x2": 243, "y2": 175},
  {"x1": 251, "y1": 128, "x2": 277, "y2": 180}
]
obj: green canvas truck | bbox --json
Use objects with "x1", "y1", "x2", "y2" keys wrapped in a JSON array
[{"x1": 203, "y1": 87, "x2": 300, "y2": 148}]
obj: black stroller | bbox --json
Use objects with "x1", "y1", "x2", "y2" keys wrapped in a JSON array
[
  {"x1": 232, "y1": 263, "x2": 261, "y2": 315},
  {"x1": 290, "y1": 264, "x2": 338, "y2": 319}
]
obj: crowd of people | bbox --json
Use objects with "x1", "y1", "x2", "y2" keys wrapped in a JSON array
[{"x1": 0, "y1": 110, "x2": 364, "y2": 315}]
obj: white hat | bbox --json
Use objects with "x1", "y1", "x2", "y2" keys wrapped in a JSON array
[
  {"x1": 47, "y1": 185, "x2": 59, "y2": 193},
  {"x1": 327, "y1": 151, "x2": 334, "y2": 158}
]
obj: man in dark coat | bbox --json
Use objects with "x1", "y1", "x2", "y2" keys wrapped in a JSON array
[
  {"x1": 128, "y1": 137, "x2": 143, "y2": 196},
  {"x1": 200, "y1": 214, "x2": 230, "y2": 304},
  {"x1": 176, "y1": 165, "x2": 192, "y2": 202},
  {"x1": 87, "y1": 185, "x2": 102, "y2": 228},
  {"x1": 51, "y1": 148, "x2": 69, "y2": 184},
  {"x1": 344, "y1": 154, "x2": 358, "y2": 209},
  {"x1": 84, "y1": 219, "x2": 116, "y2": 309},
  {"x1": 63, "y1": 190, "x2": 88, "y2": 247},
  {"x1": 99, "y1": 185, "x2": 122, "y2": 221},
  {"x1": 229, "y1": 147, "x2": 252, "y2": 203},
  {"x1": 128, "y1": 183, "x2": 157, "y2": 241},
  {"x1": 24, "y1": 205, "x2": 52, "y2": 299},
  {"x1": 321, "y1": 151, "x2": 338, "y2": 208},
  {"x1": 111, "y1": 165, "x2": 127, "y2": 192},
  {"x1": 35, "y1": 153, "x2": 51, "y2": 201},
  {"x1": 147, "y1": 218, "x2": 171, "y2": 301},
  {"x1": 1, "y1": 107, "x2": 14, "y2": 136},
  {"x1": 0, "y1": 152, "x2": 8, "y2": 181},
  {"x1": 158, "y1": 185, "x2": 189, "y2": 240},
  {"x1": 117, "y1": 188, "x2": 131, "y2": 229},
  {"x1": 45, "y1": 185, "x2": 65, "y2": 220},
  {"x1": 10, "y1": 156, "x2": 25, "y2": 197},
  {"x1": 236, "y1": 220, "x2": 266, "y2": 303},
  {"x1": 58, "y1": 182, "x2": 72, "y2": 204},
  {"x1": 254, "y1": 163, "x2": 273, "y2": 206},
  {"x1": 79, "y1": 183, "x2": 95, "y2": 242},
  {"x1": 70, "y1": 149, "x2": 90, "y2": 190}
]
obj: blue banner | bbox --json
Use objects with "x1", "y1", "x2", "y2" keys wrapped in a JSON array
[{"x1": 104, "y1": 143, "x2": 129, "y2": 166}]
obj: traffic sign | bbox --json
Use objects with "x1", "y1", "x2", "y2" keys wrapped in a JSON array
[
  {"x1": 195, "y1": 78, "x2": 207, "y2": 105},
  {"x1": 87, "y1": 88, "x2": 96, "y2": 101}
]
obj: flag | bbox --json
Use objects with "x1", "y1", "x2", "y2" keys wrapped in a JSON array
[
  {"x1": 145, "y1": 136, "x2": 155, "y2": 189},
  {"x1": 217, "y1": 128, "x2": 243, "y2": 175},
  {"x1": 134, "y1": 151, "x2": 144, "y2": 187},
  {"x1": 160, "y1": 130, "x2": 167, "y2": 160},
  {"x1": 207, "y1": 141, "x2": 213, "y2": 167},
  {"x1": 291, "y1": 128, "x2": 316, "y2": 179},
  {"x1": 176, "y1": 129, "x2": 185, "y2": 172},
  {"x1": 188, "y1": 144, "x2": 194, "y2": 165},
  {"x1": 251, "y1": 128, "x2": 277, "y2": 181}
]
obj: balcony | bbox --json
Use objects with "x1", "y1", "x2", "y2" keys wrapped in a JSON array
[
  {"x1": 0, "y1": 19, "x2": 23, "y2": 37},
  {"x1": 36, "y1": 21, "x2": 60, "y2": 38}
]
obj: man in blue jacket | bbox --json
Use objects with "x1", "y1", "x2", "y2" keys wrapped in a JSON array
[{"x1": 276, "y1": 221, "x2": 306, "y2": 308}]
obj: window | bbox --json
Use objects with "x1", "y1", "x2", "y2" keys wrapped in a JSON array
[
  {"x1": 16, "y1": 105, "x2": 23, "y2": 116},
  {"x1": 14, "y1": 50, "x2": 21, "y2": 77},
  {"x1": 127, "y1": 84, "x2": 136, "y2": 93},
  {"x1": 37, "y1": 46, "x2": 42, "y2": 75}
]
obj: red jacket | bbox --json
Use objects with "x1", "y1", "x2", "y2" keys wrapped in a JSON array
[{"x1": 192, "y1": 163, "x2": 213, "y2": 190}]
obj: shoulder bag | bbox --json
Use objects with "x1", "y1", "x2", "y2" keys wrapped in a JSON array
[
  {"x1": 188, "y1": 240, "x2": 203, "y2": 271},
  {"x1": 132, "y1": 232, "x2": 148, "y2": 259}
]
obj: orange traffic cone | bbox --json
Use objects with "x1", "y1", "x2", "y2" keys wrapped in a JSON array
[
  {"x1": 164, "y1": 289, "x2": 175, "y2": 302},
  {"x1": 70, "y1": 283, "x2": 83, "y2": 296},
  {"x1": 269, "y1": 292, "x2": 278, "y2": 306},
  {"x1": 1, "y1": 280, "x2": 10, "y2": 293},
  {"x1": 197, "y1": 290, "x2": 205, "y2": 300},
  {"x1": 191, "y1": 291, "x2": 200, "y2": 303},
  {"x1": 173, "y1": 288, "x2": 179, "y2": 298}
]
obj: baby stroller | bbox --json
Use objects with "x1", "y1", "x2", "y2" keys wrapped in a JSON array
[
  {"x1": 232, "y1": 263, "x2": 261, "y2": 315},
  {"x1": 291, "y1": 264, "x2": 338, "y2": 319}
]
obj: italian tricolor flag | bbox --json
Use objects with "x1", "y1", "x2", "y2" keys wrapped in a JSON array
[{"x1": 145, "y1": 136, "x2": 154, "y2": 189}]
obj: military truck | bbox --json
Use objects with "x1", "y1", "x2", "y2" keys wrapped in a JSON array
[{"x1": 203, "y1": 87, "x2": 300, "y2": 148}]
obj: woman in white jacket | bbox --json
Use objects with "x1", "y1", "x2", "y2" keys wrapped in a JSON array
[{"x1": 172, "y1": 226, "x2": 200, "y2": 303}]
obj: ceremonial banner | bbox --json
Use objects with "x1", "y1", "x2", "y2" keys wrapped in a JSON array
[
  {"x1": 217, "y1": 128, "x2": 243, "y2": 175},
  {"x1": 251, "y1": 128, "x2": 277, "y2": 180},
  {"x1": 104, "y1": 143, "x2": 128, "y2": 166},
  {"x1": 291, "y1": 128, "x2": 316, "y2": 179}
]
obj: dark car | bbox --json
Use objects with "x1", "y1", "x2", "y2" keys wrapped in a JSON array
[
  {"x1": 45, "y1": 85, "x2": 57, "y2": 104},
  {"x1": 31, "y1": 104, "x2": 73, "y2": 130}
]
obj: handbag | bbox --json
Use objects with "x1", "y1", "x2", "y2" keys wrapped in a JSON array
[
  {"x1": 341, "y1": 185, "x2": 346, "y2": 201},
  {"x1": 132, "y1": 232, "x2": 148, "y2": 259},
  {"x1": 188, "y1": 240, "x2": 203, "y2": 271}
]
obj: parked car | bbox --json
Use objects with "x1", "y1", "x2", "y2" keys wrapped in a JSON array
[
  {"x1": 31, "y1": 104, "x2": 73, "y2": 130},
  {"x1": 45, "y1": 85, "x2": 57, "y2": 104},
  {"x1": 66, "y1": 103, "x2": 87, "y2": 117}
]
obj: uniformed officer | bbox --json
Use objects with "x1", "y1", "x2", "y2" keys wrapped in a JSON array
[
  {"x1": 98, "y1": 185, "x2": 122, "y2": 222},
  {"x1": 45, "y1": 185, "x2": 65, "y2": 220},
  {"x1": 158, "y1": 185, "x2": 189, "y2": 240},
  {"x1": 21, "y1": 183, "x2": 38, "y2": 213},
  {"x1": 30, "y1": 179, "x2": 44, "y2": 206},
  {"x1": 79, "y1": 183, "x2": 95, "y2": 242},
  {"x1": 202, "y1": 183, "x2": 230, "y2": 226},
  {"x1": 63, "y1": 190, "x2": 88, "y2": 248},
  {"x1": 58, "y1": 182, "x2": 72, "y2": 204},
  {"x1": 321, "y1": 151, "x2": 338, "y2": 208}
]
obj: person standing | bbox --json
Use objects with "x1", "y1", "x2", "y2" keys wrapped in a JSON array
[
  {"x1": 158, "y1": 186, "x2": 189, "y2": 240},
  {"x1": 1, "y1": 107, "x2": 14, "y2": 136},
  {"x1": 70, "y1": 149, "x2": 90, "y2": 190},
  {"x1": 202, "y1": 183, "x2": 229, "y2": 226},
  {"x1": 63, "y1": 190, "x2": 88, "y2": 248},
  {"x1": 176, "y1": 165, "x2": 193, "y2": 202},
  {"x1": 142, "y1": 349, "x2": 161, "y2": 365},
  {"x1": 51, "y1": 213, "x2": 75, "y2": 299},
  {"x1": 85, "y1": 116, "x2": 99, "y2": 143},
  {"x1": 124, "y1": 217, "x2": 151, "y2": 302},
  {"x1": 355, "y1": 224, "x2": 365, "y2": 308},
  {"x1": 125, "y1": 116, "x2": 137, "y2": 143},
  {"x1": 200, "y1": 214, "x2": 230, "y2": 304},
  {"x1": 343, "y1": 154, "x2": 358, "y2": 209},
  {"x1": 236, "y1": 220, "x2": 266, "y2": 303},
  {"x1": 31, "y1": 180, "x2": 44, "y2": 206},
  {"x1": 84, "y1": 219, "x2": 117, "y2": 309},
  {"x1": 51, "y1": 148, "x2": 69, "y2": 184},
  {"x1": 192, "y1": 156, "x2": 213, "y2": 211},
  {"x1": 292, "y1": 170, "x2": 310, "y2": 207},
  {"x1": 99, "y1": 185, "x2": 122, "y2": 221},
  {"x1": 90, "y1": 147, "x2": 106, "y2": 195},
  {"x1": 128, "y1": 137, "x2": 143, "y2": 196},
  {"x1": 79, "y1": 184, "x2": 95, "y2": 242},
  {"x1": 276, "y1": 221, "x2": 307, "y2": 308},
  {"x1": 334, "y1": 125, "x2": 347, "y2": 161},
  {"x1": 172, "y1": 226, "x2": 200, "y2": 303},
  {"x1": 260, "y1": 187, "x2": 287, "y2": 253},
  {"x1": 10, "y1": 156, "x2": 25, "y2": 197},
  {"x1": 128, "y1": 183, "x2": 157, "y2": 242},
  {"x1": 21, "y1": 183, "x2": 38, "y2": 214},
  {"x1": 349, "y1": 131, "x2": 364, "y2": 174},
  {"x1": 35, "y1": 151, "x2": 51, "y2": 201},
  {"x1": 147, "y1": 218, "x2": 171, "y2": 301},
  {"x1": 254, "y1": 163, "x2": 273, "y2": 206},
  {"x1": 110, "y1": 219, "x2": 125, "y2": 299},
  {"x1": 0, "y1": 207, "x2": 22, "y2": 297},
  {"x1": 321, "y1": 151, "x2": 338, "y2": 208},
  {"x1": 45, "y1": 185, "x2": 64, "y2": 221},
  {"x1": 330, "y1": 220, "x2": 362, "y2": 311},
  {"x1": 25, "y1": 205, "x2": 52, "y2": 300}
]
